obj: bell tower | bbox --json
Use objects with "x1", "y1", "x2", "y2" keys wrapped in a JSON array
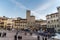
[{"x1": 26, "y1": 10, "x2": 31, "y2": 22}]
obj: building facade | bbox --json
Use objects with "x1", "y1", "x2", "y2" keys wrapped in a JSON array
[
  {"x1": 46, "y1": 7, "x2": 60, "y2": 32},
  {"x1": 0, "y1": 10, "x2": 47, "y2": 30},
  {"x1": 10, "y1": 10, "x2": 47, "y2": 30},
  {"x1": 6, "y1": 18, "x2": 14, "y2": 29},
  {"x1": 57, "y1": 7, "x2": 60, "y2": 31},
  {"x1": 35, "y1": 20, "x2": 47, "y2": 27},
  {"x1": 46, "y1": 12, "x2": 60, "y2": 31},
  {"x1": 0, "y1": 16, "x2": 8, "y2": 28}
]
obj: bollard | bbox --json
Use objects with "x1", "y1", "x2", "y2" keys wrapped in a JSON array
[
  {"x1": 37, "y1": 35, "x2": 40, "y2": 40},
  {"x1": 14, "y1": 35, "x2": 17, "y2": 40}
]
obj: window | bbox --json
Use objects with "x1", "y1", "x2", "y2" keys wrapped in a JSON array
[
  {"x1": 57, "y1": 19, "x2": 59, "y2": 22},
  {"x1": 20, "y1": 25, "x2": 22, "y2": 26},
  {"x1": 51, "y1": 25, "x2": 54, "y2": 28},
  {"x1": 56, "y1": 14, "x2": 58, "y2": 17},
  {"x1": 52, "y1": 25, "x2": 54, "y2": 27},
  {"x1": 47, "y1": 17, "x2": 49, "y2": 19},
  {"x1": 57, "y1": 25, "x2": 59, "y2": 27},
  {"x1": 54, "y1": 20, "x2": 55, "y2": 22},
  {"x1": 53, "y1": 15, "x2": 55, "y2": 17},
  {"x1": 47, "y1": 16, "x2": 50, "y2": 19},
  {"x1": 48, "y1": 21, "x2": 50, "y2": 23},
  {"x1": 55, "y1": 25, "x2": 56, "y2": 28},
  {"x1": 51, "y1": 20, "x2": 53, "y2": 23},
  {"x1": 47, "y1": 25, "x2": 49, "y2": 27}
]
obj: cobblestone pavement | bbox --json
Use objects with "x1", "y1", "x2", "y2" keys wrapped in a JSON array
[{"x1": 0, "y1": 29, "x2": 38, "y2": 40}]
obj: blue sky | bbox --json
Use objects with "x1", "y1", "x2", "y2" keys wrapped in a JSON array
[{"x1": 0, "y1": 0, "x2": 60, "y2": 20}]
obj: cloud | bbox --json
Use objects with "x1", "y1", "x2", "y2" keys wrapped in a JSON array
[
  {"x1": 31, "y1": 0, "x2": 58, "y2": 20},
  {"x1": 9, "y1": 0, "x2": 60, "y2": 20},
  {"x1": 31, "y1": 11, "x2": 46, "y2": 20},
  {"x1": 9, "y1": 0, "x2": 28, "y2": 9}
]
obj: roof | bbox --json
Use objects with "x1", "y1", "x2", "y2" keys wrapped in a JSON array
[
  {"x1": 57, "y1": 6, "x2": 60, "y2": 10},
  {"x1": 26, "y1": 10, "x2": 30, "y2": 12},
  {"x1": 46, "y1": 12, "x2": 58, "y2": 17},
  {"x1": 35, "y1": 20, "x2": 40, "y2": 22},
  {"x1": 30, "y1": 16, "x2": 35, "y2": 17},
  {"x1": 35, "y1": 20, "x2": 46, "y2": 22},
  {"x1": 21, "y1": 18, "x2": 27, "y2": 20}
]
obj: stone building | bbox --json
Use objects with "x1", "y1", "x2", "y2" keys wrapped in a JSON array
[
  {"x1": 6, "y1": 18, "x2": 14, "y2": 29},
  {"x1": 46, "y1": 6, "x2": 60, "y2": 32},
  {"x1": 57, "y1": 7, "x2": 60, "y2": 31},
  {"x1": 46, "y1": 12, "x2": 59, "y2": 31},
  {"x1": 0, "y1": 10, "x2": 47, "y2": 30},
  {"x1": 12, "y1": 10, "x2": 47, "y2": 30},
  {"x1": 0, "y1": 16, "x2": 8, "y2": 28}
]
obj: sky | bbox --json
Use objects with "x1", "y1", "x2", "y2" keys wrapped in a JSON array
[{"x1": 0, "y1": 0, "x2": 60, "y2": 20}]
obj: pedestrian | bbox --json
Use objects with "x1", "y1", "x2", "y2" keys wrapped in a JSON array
[
  {"x1": 24, "y1": 32, "x2": 27, "y2": 35},
  {"x1": 0, "y1": 32, "x2": 1, "y2": 37},
  {"x1": 18, "y1": 36, "x2": 22, "y2": 40},
  {"x1": 14, "y1": 35, "x2": 17, "y2": 40},
  {"x1": 30, "y1": 32, "x2": 32, "y2": 35},
  {"x1": 37, "y1": 35, "x2": 40, "y2": 40}
]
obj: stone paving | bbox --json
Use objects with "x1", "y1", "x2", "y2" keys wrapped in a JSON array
[{"x1": 0, "y1": 29, "x2": 38, "y2": 40}]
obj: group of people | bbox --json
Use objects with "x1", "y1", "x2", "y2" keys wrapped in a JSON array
[
  {"x1": 0, "y1": 32, "x2": 6, "y2": 37},
  {"x1": 14, "y1": 35, "x2": 22, "y2": 40},
  {"x1": 24, "y1": 32, "x2": 33, "y2": 36},
  {"x1": 14, "y1": 31, "x2": 22, "y2": 40}
]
